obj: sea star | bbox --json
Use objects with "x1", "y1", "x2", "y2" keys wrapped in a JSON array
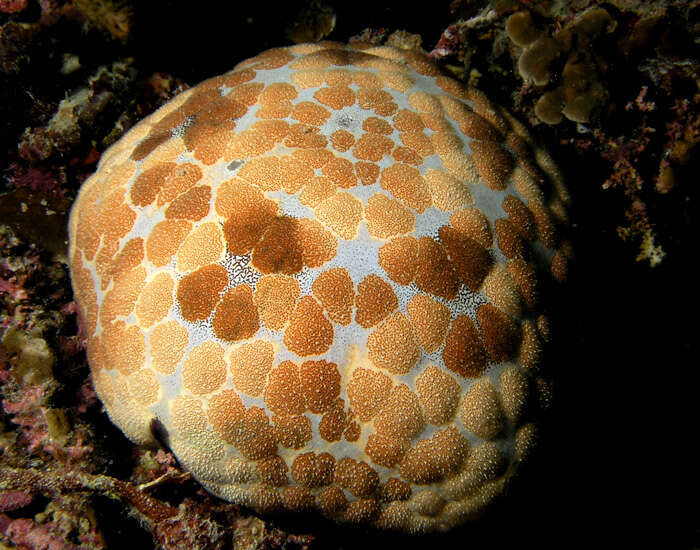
[{"x1": 68, "y1": 41, "x2": 571, "y2": 533}]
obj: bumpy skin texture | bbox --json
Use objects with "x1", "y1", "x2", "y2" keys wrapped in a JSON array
[{"x1": 68, "y1": 42, "x2": 570, "y2": 533}]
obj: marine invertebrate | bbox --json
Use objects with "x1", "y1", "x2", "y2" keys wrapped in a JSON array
[
  {"x1": 506, "y1": 7, "x2": 616, "y2": 125},
  {"x1": 71, "y1": 0, "x2": 134, "y2": 43},
  {"x1": 68, "y1": 42, "x2": 570, "y2": 533}
]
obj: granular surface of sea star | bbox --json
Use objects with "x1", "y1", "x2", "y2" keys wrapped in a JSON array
[{"x1": 68, "y1": 41, "x2": 571, "y2": 533}]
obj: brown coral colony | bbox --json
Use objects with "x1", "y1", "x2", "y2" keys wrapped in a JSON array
[{"x1": 68, "y1": 42, "x2": 570, "y2": 533}]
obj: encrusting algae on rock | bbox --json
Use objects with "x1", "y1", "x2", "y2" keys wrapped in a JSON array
[{"x1": 67, "y1": 41, "x2": 571, "y2": 533}]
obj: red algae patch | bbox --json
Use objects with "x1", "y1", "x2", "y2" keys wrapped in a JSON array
[{"x1": 68, "y1": 42, "x2": 570, "y2": 534}]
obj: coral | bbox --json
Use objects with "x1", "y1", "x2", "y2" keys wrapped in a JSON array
[
  {"x1": 349, "y1": 27, "x2": 390, "y2": 46},
  {"x1": 0, "y1": 225, "x2": 72, "y2": 326},
  {"x1": 429, "y1": 1, "x2": 699, "y2": 266},
  {"x1": 150, "y1": 499, "x2": 234, "y2": 550},
  {"x1": 0, "y1": 0, "x2": 27, "y2": 14},
  {"x1": 0, "y1": 490, "x2": 33, "y2": 512},
  {"x1": 0, "y1": 466, "x2": 175, "y2": 538},
  {"x1": 18, "y1": 58, "x2": 139, "y2": 163},
  {"x1": 234, "y1": 517, "x2": 314, "y2": 550},
  {"x1": 71, "y1": 0, "x2": 133, "y2": 42},
  {"x1": 0, "y1": 463, "x2": 315, "y2": 549},
  {"x1": 0, "y1": 3, "x2": 188, "y2": 269},
  {"x1": 506, "y1": 7, "x2": 616, "y2": 125},
  {"x1": 284, "y1": 0, "x2": 336, "y2": 44},
  {"x1": 0, "y1": 226, "x2": 108, "y2": 548},
  {"x1": 503, "y1": 3, "x2": 699, "y2": 265},
  {"x1": 0, "y1": 19, "x2": 40, "y2": 74},
  {"x1": 0, "y1": 492, "x2": 105, "y2": 549},
  {"x1": 385, "y1": 30, "x2": 423, "y2": 51},
  {"x1": 68, "y1": 42, "x2": 570, "y2": 533}
]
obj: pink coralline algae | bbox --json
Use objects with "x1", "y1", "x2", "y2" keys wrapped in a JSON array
[
  {"x1": 0, "y1": 490, "x2": 33, "y2": 512},
  {"x1": 0, "y1": 0, "x2": 28, "y2": 13}
]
